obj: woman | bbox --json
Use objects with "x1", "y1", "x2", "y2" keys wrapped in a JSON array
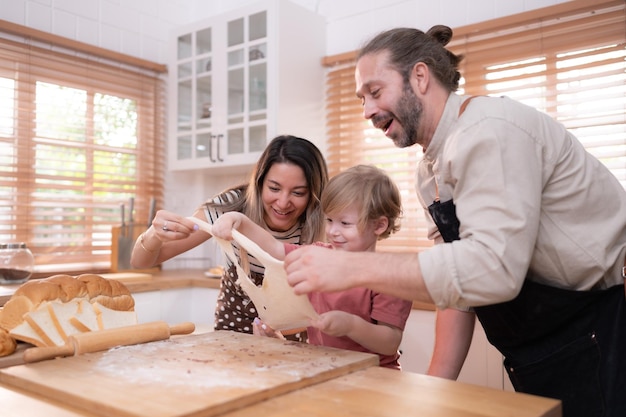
[{"x1": 130, "y1": 135, "x2": 328, "y2": 341}]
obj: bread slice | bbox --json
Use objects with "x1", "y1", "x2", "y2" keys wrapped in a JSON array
[
  {"x1": 92, "y1": 302, "x2": 137, "y2": 330},
  {"x1": 47, "y1": 300, "x2": 82, "y2": 341},
  {"x1": 23, "y1": 302, "x2": 65, "y2": 347},
  {"x1": 9, "y1": 318, "x2": 46, "y2": 348},
  {"x1": 70, "y1": 300, "x2": 100, "y2": 333}
]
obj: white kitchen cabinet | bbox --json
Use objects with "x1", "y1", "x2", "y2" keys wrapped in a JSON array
[
  {"x1": 133, "y1": 287, "x2": 218, "y2": 330},
  {"x1": 399, "y1": 308, "x2": 514, "y2": 391},
  {"x1": 168, "y1": 0, "x2": 326, "y2": 172}
]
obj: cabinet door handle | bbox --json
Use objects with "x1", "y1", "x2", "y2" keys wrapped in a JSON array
[
  {"x1": 216, "y1": 134, "x2": 224, "y2": 162},
  {"x1": 209, "y1": 134, "x2": 216, "y2": 162}
]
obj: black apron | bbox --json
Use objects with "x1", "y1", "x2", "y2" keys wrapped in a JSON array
[{"x1": 428, "y1": 198, "x2": 626, "y2": 417}]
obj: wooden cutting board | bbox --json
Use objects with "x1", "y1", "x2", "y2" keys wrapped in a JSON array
[
  {"x1": 99, "y1": 272, "x2": 154, "y2": 283},
  {"x1": 0, "y1": 331, "x2": 378, "y2": 417}
]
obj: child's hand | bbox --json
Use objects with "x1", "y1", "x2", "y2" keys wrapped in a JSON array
[
  {"x1": 252, "y1": 317, "x2": 285, "y2": 340},
  {"x1": 211, "y1": 212, "x2": 245, "y2": 240},
  {"x1": 309, "y1": 311, "x2": 355, "y2": 337}
]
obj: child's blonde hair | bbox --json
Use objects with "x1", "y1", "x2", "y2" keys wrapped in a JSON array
[{"x1": 321, "y1": 165, "x2": 401, "y2": 240}]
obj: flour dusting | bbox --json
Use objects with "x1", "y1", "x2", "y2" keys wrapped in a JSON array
[{"x1": 94, "y1": 335, "x2": 318, "y2": 392}]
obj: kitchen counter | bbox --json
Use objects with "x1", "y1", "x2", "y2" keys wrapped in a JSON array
[
  {"x1": 0, "y1": 269, "x2": 435, "y2": 311},
  {"x1": 0, "y1": 331, "x2": 562, "y2": 417},
  {"x1": 1, "y1": 384, "x2": 90, "y2": 417},
  {"x1": 0, "y1": 270, "x2": 561, "y2": 417}
]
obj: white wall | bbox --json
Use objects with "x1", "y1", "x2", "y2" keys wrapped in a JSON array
[
  {"x1": 1, "y1": 0, "x2": 571, "y2": 72},
  {"x1": 0, "y1": 0, "x2": 570, "y2": 266}
]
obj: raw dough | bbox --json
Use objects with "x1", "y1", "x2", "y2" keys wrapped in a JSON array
[{"x1": 188, "y1": 217, "x2": 319, "y2": 331}]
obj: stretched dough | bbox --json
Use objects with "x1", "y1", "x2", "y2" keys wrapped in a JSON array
[{"x1": 188, "y1": 217, "x2": 319, "y2": 331}]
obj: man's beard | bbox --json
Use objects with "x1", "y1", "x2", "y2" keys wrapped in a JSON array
[{"x1": 391, "y1": 82, "x2": 423, "y2": 148}]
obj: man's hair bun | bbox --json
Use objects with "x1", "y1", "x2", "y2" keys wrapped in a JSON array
[{"x1": 426, "y1": 25, "x2": 453, "y2": 47}]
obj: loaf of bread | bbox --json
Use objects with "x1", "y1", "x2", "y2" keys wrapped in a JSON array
[
  {"x1": 0, "y1": 274, "x2": 136, "y2": 352},
  {"x1": 0, "y1": 328, "x2": 16, "y2": 357},
  {"x1": 0, "y1": 274, "x2": 134, "y2": 331}
]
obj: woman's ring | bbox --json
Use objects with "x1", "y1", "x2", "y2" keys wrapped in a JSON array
[{"x1": 162, "y1": 221, "x2": 168, "y2": 231}]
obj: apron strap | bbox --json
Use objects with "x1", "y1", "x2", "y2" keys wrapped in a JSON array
[
  {"x1": 431, "y1": 95, "x2": 482, "y2": 202},
  {"x1": 623, "y1": 254, "x2": 626, "y2": 297}
]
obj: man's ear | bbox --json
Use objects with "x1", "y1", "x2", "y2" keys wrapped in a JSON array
[{"x1": 411, "y1": 62, "x2": 430, "y2": 94}]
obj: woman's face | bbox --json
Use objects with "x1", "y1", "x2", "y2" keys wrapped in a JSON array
[{"x1": 261, "y1": 162, "x2": 310, "y2": 232}]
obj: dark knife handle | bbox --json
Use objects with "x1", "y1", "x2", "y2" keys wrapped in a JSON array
[
  {"x1": 128, "y1": 197, "x2": 135, "y2": 224},
  {"x1": 147, "y1": 197, "x2": 156, "y2": 227}
]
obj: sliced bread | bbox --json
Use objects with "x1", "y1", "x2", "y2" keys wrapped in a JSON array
[
  {"x1": 9, "y1": 317, "x2": 46, "y2": 348},
  {"x1": 70, "y1": 300, "x2": 100, "y2": 333},
  {"x1": 47, "y1": 300, "x2": 82, "y2": 341},
  {"x1": 92, "y1": 302, "x2": 138, "y2": 330},
  {"x1": 23, "y1": 302, "x2": 65, "y2": 347}
]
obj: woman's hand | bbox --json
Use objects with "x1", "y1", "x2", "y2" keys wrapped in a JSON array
[
  {"x1": 211, "y1": 212, "x2": 246, "y2": 240},
  {"x1": 150, "y1": 209, "x2": 200, "y2": 241},
  {"x1": 212, "y1": 212, "x2": 287, "y2": 260},
  {"x1": 131, "y1": 209, "x2": 205, "y2": 268}
]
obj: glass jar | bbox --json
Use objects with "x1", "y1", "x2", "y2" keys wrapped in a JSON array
[{"x1": 0, "y1": 243, "x2": 35, "y2": 285}]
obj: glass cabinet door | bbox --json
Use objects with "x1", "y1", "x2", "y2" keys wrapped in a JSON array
[
  {"x1": 172, "y1": 6, "x2": 275, "y2": 169},
  {"x1": 176, "y1": 28, "x2": 213, "y2": 162},
  {"x1": 225, "y1": 10, "x2": 267, "y2": 157},
  {"x1": 176, "y1": 33, "x2": 192, "y2": 135},
  {"x1": 195, "y1": 28, "x2": 212, "y2": 131},
  {"x1": 176, "y1": 33, "x2": 192, "y2": 161},
  {"x1": 227, "y1": 18, "x2": 245, "y2": 125},
  {"x1": 248, "y1": 11, "x2": 267, "y2": 116}
]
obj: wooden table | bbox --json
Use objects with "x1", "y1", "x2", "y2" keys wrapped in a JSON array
[
  {"x1": 222, "y1": 366, "x2": 561, "y2": 417},
  {"x1": 0, "y1": 332, "x2": 561, "y2": 417},
  {"x1": 1, "y1": 384, "x2": 91, "y2": 417}
]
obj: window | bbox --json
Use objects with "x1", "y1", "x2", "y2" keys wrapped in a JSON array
[
  {"x1": 323, "y1": 0, "x2": 625, "y2": 253},
  {"x1": 449, "y1": 0, "x2": 626, "y2": 186},
  {"x1": 0, "y1": 22, "x2": 166, "y2": 275},
  {"x1": 323, "y1": 61, "x2": 429, "y2": 253}
]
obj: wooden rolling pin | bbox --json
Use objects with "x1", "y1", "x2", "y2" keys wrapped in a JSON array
[{"x1": 23, "y1": 321, "x2": 195, "y2": 364}]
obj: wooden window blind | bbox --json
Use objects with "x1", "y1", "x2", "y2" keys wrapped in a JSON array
[
  {"x1": 323, "y1": 0, "x2": 626, "y2": 253},
  {"x1": 0, "y1": 20, "x2": 166, "y2": 275}
]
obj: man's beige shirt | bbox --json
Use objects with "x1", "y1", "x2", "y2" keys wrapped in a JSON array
[{"x1": 418, "y1": 94, "x2": 626, "y2": 309}]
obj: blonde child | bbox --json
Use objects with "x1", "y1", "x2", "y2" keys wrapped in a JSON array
[{"x1": 212, "y1": 164, "x2": 413, "y2": 369}]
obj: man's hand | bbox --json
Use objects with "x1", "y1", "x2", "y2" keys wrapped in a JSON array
[{"x1": 284, "y1": 245, "x2": 353, "y2": 294}]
